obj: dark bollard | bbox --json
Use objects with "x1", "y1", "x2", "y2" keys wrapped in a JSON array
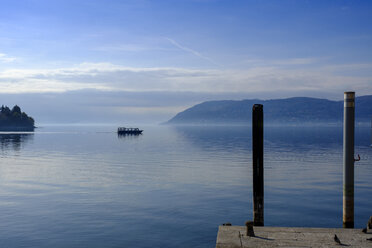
[
  {"x1": 245, "y1": 221, "x2": 255, "y2": 237},
  {"x1": 343, "y1": 92, "x2": 355, "y2": 228},
  {"x1": 368, "y1": 216, "x2": 372, "y2": 230},
  {"x1": 252, "y1": 104, "x2": 264, "y2": 226}
]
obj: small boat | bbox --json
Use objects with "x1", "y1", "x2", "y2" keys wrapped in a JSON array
[{"x1": 117, "y1": 127, "x2": 143, "y2": 135}]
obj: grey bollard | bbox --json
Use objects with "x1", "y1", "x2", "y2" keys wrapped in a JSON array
[{"x1": 343, "y1": 92, "x2": 355, "y2": 228}]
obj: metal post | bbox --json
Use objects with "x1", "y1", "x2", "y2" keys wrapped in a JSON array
[
  {"x1": 343, "y1": 92, "x2": 355, "y2": 228},
  {"x1": 252, "y1": 104, "x2": 264, "y2": 226},
  {"x1": 370, "y1": 116, "x2": 372, "y2": 147}
]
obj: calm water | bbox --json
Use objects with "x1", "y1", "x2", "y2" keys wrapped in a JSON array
[{"x1": 0, "y1": 125, "x2": 371, "y2": 247}]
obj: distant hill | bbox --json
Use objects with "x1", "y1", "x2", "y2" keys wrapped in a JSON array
[
  {"x1": 0, "y1": 105, "x2": 35, "y2": 131},
  {"x1": 166, "y1": 95, "x2": 372, "y2": 125}
]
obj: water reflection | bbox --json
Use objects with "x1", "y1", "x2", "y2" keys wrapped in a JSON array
[
  {"x1": 0, "y1": 133, "x2": 34, "y2": 151},
  {"x1": 171, "y1": 125, "x2": 371, "y2": 149},
  {"x1": 117, "y1": 133, "x2": 143, "y2": 139},
  {"x1": 171, "y1": 125, "x2": 249, "y2": 152},
  {"x1": 0, "y1": 125, "x2": 370, "y2": 247}
]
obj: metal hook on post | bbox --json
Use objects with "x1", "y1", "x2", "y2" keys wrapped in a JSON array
[{"x1": 354, "y1": 154, "x2": 360, "y2": 162}]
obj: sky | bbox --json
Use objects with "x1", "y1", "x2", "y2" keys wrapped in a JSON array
[{"x1": 0, "y1": 0, "x2": 371, "y2": 124}]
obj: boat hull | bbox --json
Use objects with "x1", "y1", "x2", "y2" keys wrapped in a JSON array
[{"x1": 117, "y1": 130, "x2": 143, "y2": 135}]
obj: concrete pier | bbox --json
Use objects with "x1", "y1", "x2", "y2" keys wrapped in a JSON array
[{"x1": 216, "y1": 225, "x2": 372, "y2": 247}]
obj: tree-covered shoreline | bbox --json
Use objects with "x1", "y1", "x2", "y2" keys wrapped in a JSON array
[{"x1": 0, "y1": 105, "x2": 35, "y2": 131}]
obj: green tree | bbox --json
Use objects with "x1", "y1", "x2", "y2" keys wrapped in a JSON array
[{"x1": 11, "y1": 105, "x2": 21, "y2": 114}]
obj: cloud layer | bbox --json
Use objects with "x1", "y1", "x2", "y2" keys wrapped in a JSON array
[{"x1": 0, "y1": 61, "x2": 371, "y2": 98}]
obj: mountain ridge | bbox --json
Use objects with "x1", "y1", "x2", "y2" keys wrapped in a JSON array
[{"x1": 166, "y1": 95, "x2": 372, "y2": 125}]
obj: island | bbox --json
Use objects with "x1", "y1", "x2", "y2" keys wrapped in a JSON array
[{"x1": 0, "y1": 105, "x2": 35, "y2": 131}]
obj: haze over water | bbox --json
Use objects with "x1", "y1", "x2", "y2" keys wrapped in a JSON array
[{"x1": 0, "y1": 125, "x2": 371, "y2": 247}]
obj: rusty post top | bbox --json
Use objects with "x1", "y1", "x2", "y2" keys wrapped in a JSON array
[
  {"x1": 344, "y1": 92, "x2": 355, "y2": 99},
  {"x1": 344, "y1": 92, "x2": 355, "y2": 107},
  {"x1": 252, "y1": 104, "x2": 263, "y2": 110}
]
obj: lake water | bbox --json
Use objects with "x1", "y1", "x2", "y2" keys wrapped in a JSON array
[{"x1": 0, "y1": 125, "x2": 371, "y2": 247}]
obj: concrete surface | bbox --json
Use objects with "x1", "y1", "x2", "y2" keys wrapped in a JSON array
[{"x1": 216, "y1": 225, "x2": 372, "y2": 248}]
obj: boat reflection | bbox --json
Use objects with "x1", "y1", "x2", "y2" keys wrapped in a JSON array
[{"x1": 117, "y1": 132, "x2": 143, "y2": 139}]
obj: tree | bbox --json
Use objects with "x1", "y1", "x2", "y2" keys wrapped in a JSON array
[
  {"x1": 11, "y1": 105, "x2": 21, "y2": 114},
  {"x1": 0, "y1": 105, "x2": 35, "y2": 130}
]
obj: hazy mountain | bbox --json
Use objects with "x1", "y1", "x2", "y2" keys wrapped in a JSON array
[{"x1": 166, "y1": 96, "x2": 372, "y2": 125}]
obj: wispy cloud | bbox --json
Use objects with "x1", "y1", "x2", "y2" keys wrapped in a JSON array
[
  {"x1": 94, "y1": 44, "x2": 150, "y2": 52},
  {"x1": 164, "y1": 37, "x2": 220, "y2": 66},
  {"x1": 93, "y1": 43, "x2": 169, "y2": 52},
  {"x1": 0, "y1": 53, "x2": 16, "y2": 63},
  {"x1": 0, "y1": 62, "x2": 371, "y2": 97},
  {"x1": 238, "y1": 57, "x2": 328, "y2": 67}
]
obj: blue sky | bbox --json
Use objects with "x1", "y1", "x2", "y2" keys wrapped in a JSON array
[{"x1": 0, "y1": 0, "x2": 371, "y2": 123}]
